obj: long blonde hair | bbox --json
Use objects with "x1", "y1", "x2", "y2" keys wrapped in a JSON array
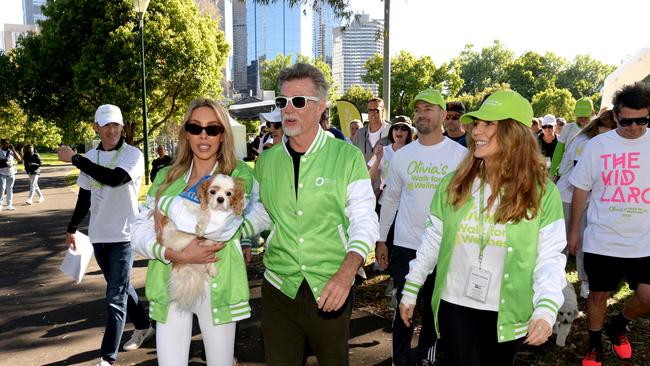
[
  {"x1": 155, "y1": 98, "x2": 238, "y2": 200},
  {"x1": 448, "y1": 119, "x2": 547, "y2": 224}
]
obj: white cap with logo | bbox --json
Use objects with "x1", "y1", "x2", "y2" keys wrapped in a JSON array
[{"x1": 94, "y1": 104, "x2": 124, "y2": 127}]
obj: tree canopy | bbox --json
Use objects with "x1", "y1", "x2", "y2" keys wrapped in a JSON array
[
  {"x1": 10, "y1": 0, "x2": 229, "y2": 145},
  {"x1": 259, "y1": 54, "x2": 337, "y2": 100}
]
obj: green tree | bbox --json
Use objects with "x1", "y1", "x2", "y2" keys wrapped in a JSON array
[
  {"x1": 341, "y1": 84, "x2": 373, "y2": 113},
  {"x1": 556, "y1": 54, "x2": 616, "y2": 99},
  {"x1": 505, "y1": 51, "x2": 567, "y2": 100},
  {"x1": 456, "y1": 41, "x2": 515, "y2": 95},
  {"x1": 12, "y1": 0, "x2": 229, "y2": 145},
  {"x1": 531, "y1": 87, "x2": 576, "y2": 120},
  {"x1": 0, "y1": 101, "x2": 65, "y2": 149},
  {"x1": 254, "y1": 0, "x2": 353, "y2": 19},
  {"x1": 259, "y1": 54, "x2": 337, "y2": 100},
  {"x1": 363, "y1": 51, "x2": 456, "y2": 116},
  {"x1": 0, "y1": 51, "x2": 13, "y2": 109}
]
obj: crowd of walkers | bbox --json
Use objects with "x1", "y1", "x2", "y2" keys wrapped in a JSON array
[{"x1": 9, "y1": 62, "x2": 644, "y2": 366}]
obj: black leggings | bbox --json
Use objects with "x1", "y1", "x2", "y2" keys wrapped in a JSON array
[{"x1": 439, "y1": 300, "x2": 521, "y2": 366}]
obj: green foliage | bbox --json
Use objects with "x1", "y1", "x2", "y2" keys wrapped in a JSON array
[
  {"x1": 254, "y1": 0, "x2": 353, "y2": 20},
  {"x1": 505, "y1": 51, "x2": 566, "y2": 100},
  {"x1": 531, "y1": 87, "x2": 576, "y2": 120},
  {"x1": 363, "y1": 51, "x2": 460, "y2": 116},
  {"x1": 11, "y1": 0, "x2": 229, "y2": 145},
  {"x1": 557, "y1": 55, "x2": 616, "y2": 99},
  {"x1": 456, "y1": 41, "x2": 515, "y2": 95},
  {"x1": 0, "y1": 101, "x2": 64, "y2": 149},
  {"x1": 259, "y1": 54, "x2": 337, "y2": 100},
  {"x1": 240, "y1": 119, "x2": 261, "y2": 134},
  {"x1": 0, "y1": 51, "x2": 14, "y2": 109},
  {"x1": 341, "y1": 84, "x2": 373, "y2": 113}
]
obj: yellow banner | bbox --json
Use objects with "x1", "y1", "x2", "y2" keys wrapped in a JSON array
[{"x1": 335, "y1": 100, "x2": 362, "y2": 137}]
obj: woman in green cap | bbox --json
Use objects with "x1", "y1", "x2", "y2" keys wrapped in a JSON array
[{"x1": 398, "y1": 90, "x2": 567, "y2": 365}]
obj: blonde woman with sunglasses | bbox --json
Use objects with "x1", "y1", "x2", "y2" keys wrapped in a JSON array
[{"x1": 131, "y1": 98, "x2": 269, "y2": 365}]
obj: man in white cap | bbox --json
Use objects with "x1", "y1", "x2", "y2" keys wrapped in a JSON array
[
  {"x1": 538, "y1": 114, "x2": 558, "y2": 164},
  {"x1": 58, "y1": 104, "x2": 153, "y2": 366},
  {"x1": 259, "y1": 108, "x2": 283, "y2": 152}
]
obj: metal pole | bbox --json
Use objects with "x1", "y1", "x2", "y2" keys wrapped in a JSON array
[
  {"x1": 139, "y1": 15, "x2": 150, "y2": 185},
  {"x1": 382, "y1": 0, "x2": 390, "y2": 121}
]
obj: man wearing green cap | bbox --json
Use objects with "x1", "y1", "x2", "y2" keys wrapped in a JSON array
[
  {"x1": 376, "y1": 88, "x2": 466, "y2": 365},
  {"x1": 550, "y1": 97, "x2": 595, "y2": 178}
]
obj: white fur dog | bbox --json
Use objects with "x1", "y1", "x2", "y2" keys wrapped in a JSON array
[
  {"x1": 161, "y1": 174, "x2": 245, "y2": 310},
  {"x1": 553, "y1": 282, "x2": 579, "y2": 347}
]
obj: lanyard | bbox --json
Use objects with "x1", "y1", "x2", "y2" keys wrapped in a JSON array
[
  {"x1": 478, "y1": 183, "x2": 496, "y2": 269},
  {"x1": 90, "y1": 145, "x2": 125, "y2": 189}
]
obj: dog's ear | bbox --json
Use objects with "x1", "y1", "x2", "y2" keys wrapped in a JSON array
[
  {"x1": 197, "y1": 178, "x2": 212, "y2": 210},
  {"x1": 231, "y1": 178, "x2": 246, "y2": 216}
]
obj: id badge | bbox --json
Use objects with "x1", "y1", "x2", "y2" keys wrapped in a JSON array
[{"x1": 464, "y1": 266, "x2": 492, "y2": 303}]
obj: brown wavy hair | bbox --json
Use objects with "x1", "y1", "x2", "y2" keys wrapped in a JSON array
[
  {"x1": 155, "y1": 98, "x2": 238, "y2": 201},
  {"x1": 447, "y1": 119, "x2": 547, "y2": 224}
]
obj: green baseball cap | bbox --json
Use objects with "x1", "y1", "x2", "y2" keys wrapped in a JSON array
[
  {"x1": 460, "y1": 90, "x2": 534, "y2": 127},
  {"x1": 409, "y1": 89, "x2": 446, "y2": 110},
  {"x1": 575, "y1": 97, "x2": 594, "y2": 118}
]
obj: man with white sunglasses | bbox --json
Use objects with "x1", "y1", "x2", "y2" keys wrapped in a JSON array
[{"x1": 253, "y1": 63, "x2": 379, "y2": 365}]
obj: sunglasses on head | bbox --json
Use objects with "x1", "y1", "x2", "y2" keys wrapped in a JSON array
[
  {"x1": 184, "y1": 123, "x2": 224, "y2": 136},
  {"x1": 393, "y1": 125, "x2": 410, "y2": 132},
  {"x1": 275, "y1": 96, "x2": 320, "y2": 110},
  {"x1": 266, "y1": 121, "x2": 282, "y2": 129},
  {"x1": 445, "y1": 114, "x2": 461, "y2": 121},
  {"x1": 617, "y1": 116, "x2": 650, "y2": 127}
]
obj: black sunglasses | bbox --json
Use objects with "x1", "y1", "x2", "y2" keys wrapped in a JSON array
[
  {"x1": 266, "y1": 121, "x2": 282, "y2": 129},
  {"x1": 393, "y1": 125, "x2": 411, "y2": 132},
  {"x1": 618, "y1": 116, "x2": 650, "y2": 127},
  {"x1": 541, "y1": 125, "x2": 554, "y2": 129},
  {"x1": 275, "y1": 96, "x2": 320, "y2": 110},
  {"x1": 184, "y1": 123, "x2": 224, "y2": 136}
]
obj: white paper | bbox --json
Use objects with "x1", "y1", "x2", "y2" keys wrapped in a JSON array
[{"x1": 60, "y1": 231, "x2": 94, "y2": 284}]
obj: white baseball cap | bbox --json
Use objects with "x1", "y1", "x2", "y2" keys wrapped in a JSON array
[
  {"x1": 541, "y1": 114, "x2": 556, "y2": 127},
  {"x1": 94, "y1": 104, "x2": 124, "y2": 126},
  {"x1": 260, "y1": 108, "x2": 282, "y2": 123}
]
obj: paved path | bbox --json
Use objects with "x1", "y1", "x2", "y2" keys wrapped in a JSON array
[{"x1": 0, "y1": 166, "x2": 395, "y2": 365}]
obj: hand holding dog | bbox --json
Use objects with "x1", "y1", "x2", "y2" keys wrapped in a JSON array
[
  {"x1": 166, "y1": 238, "x2": 225, "y2": 264},
  {"x1": 524, "y1": 318, "x2": 552, "y2": 346}
]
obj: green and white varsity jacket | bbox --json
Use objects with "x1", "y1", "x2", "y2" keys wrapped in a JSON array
[
  {"x1": 254, "y1": 127, "x2": 379, "y2": 300},
  {"x1": 401, "y1": 173, "x2": 567, "y2": 342},
  {"x1": 131, "y1": 160, "x2": 270, "y2": 325}
]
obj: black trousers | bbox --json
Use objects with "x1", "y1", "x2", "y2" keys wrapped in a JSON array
[
  {"x1": 391, "y1": 245, "x2": 437, "y2": 365},
  {"x1": 262, "y1": 279, "x2": 352, "y2": 366},
  {"x1": 438, "y1": 300, "x2": 521, "y2": 366}
]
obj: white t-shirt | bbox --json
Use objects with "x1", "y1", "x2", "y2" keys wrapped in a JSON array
[
  {"x1": 379, "y1": 138, "x2": 467, "y2": 250},
  {"x1": 557, "y1": 122, "x2": 583, "y2": 145},
  {"x1": 556, "y1": 133, "x2": 589, "y2": 203},
  {"x1": 442, "y1": 180, "x2": 507, "y2": 311},
  {"x1": 569, "y1": 129, "x2": 650, "y2": 258},
  {"x1": 77, "y1": 143, "x2": 144, "y2": 243},
  {"x1": 368, "y1": 127, "x2": 382, "y2": 149},
  {"x1": 0, "y1": 149, "x2": 18, "y2": 176}
]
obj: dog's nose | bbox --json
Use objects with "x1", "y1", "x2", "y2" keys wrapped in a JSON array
[{"x1": 217, "y1": 197, "x2": 225, "y2": 203}]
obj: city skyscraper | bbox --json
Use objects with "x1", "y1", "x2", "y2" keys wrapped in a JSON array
[
  {"x1": 232, "y1": 0, "x2": 247, "y2": 94},
  {"x1": 332, "y1": 13, "x2": 383, "y2": 95},
  {"x1": 22, "y1": 0, "x2": 46, "y2": 25},
  {"x1": 311, "y1": 0, "x2": 341, "y2": 67},
  {"x1": 246, "y1": 0, "x2": 302, "y2": 95}
]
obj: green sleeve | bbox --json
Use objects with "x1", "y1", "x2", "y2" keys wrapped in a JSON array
[{"x1": 549, "y1": 142, "x2": 565, "y2": 177}]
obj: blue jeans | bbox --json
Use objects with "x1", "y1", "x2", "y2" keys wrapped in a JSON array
[
  {"x1": 92, "y1": 242, "x2": 150, "y2": 363},
  {"x1": 28, "y1": 174, "x2": 43, "y2": 200},
  {"x1": 0, "y1": 173, "x2": 15, "y2": 206}
]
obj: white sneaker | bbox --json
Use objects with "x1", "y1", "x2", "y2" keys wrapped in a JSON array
[
  {"x1": 123, "y1": 326, "x2": 155, "y2": 351},
  {"x1": 38, "y1": 196, "x2": 44, "y2": 203},
  {"x1": 94, "y1": 358, "x2": 111, "y2": 366},
  {"x1": 6, "y1": 205, "x2": 15, "y2": 211},
  {"x1": 26, "y1": 198, "x2": 33, "y2": 205},
  {"x1": 580, "y1": 281, "x2": 590, "y2": 299}
]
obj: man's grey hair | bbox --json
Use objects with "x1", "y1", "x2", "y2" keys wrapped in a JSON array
[{"x1": 278, "y1": 63, "x2": 329, "y2": 101}]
